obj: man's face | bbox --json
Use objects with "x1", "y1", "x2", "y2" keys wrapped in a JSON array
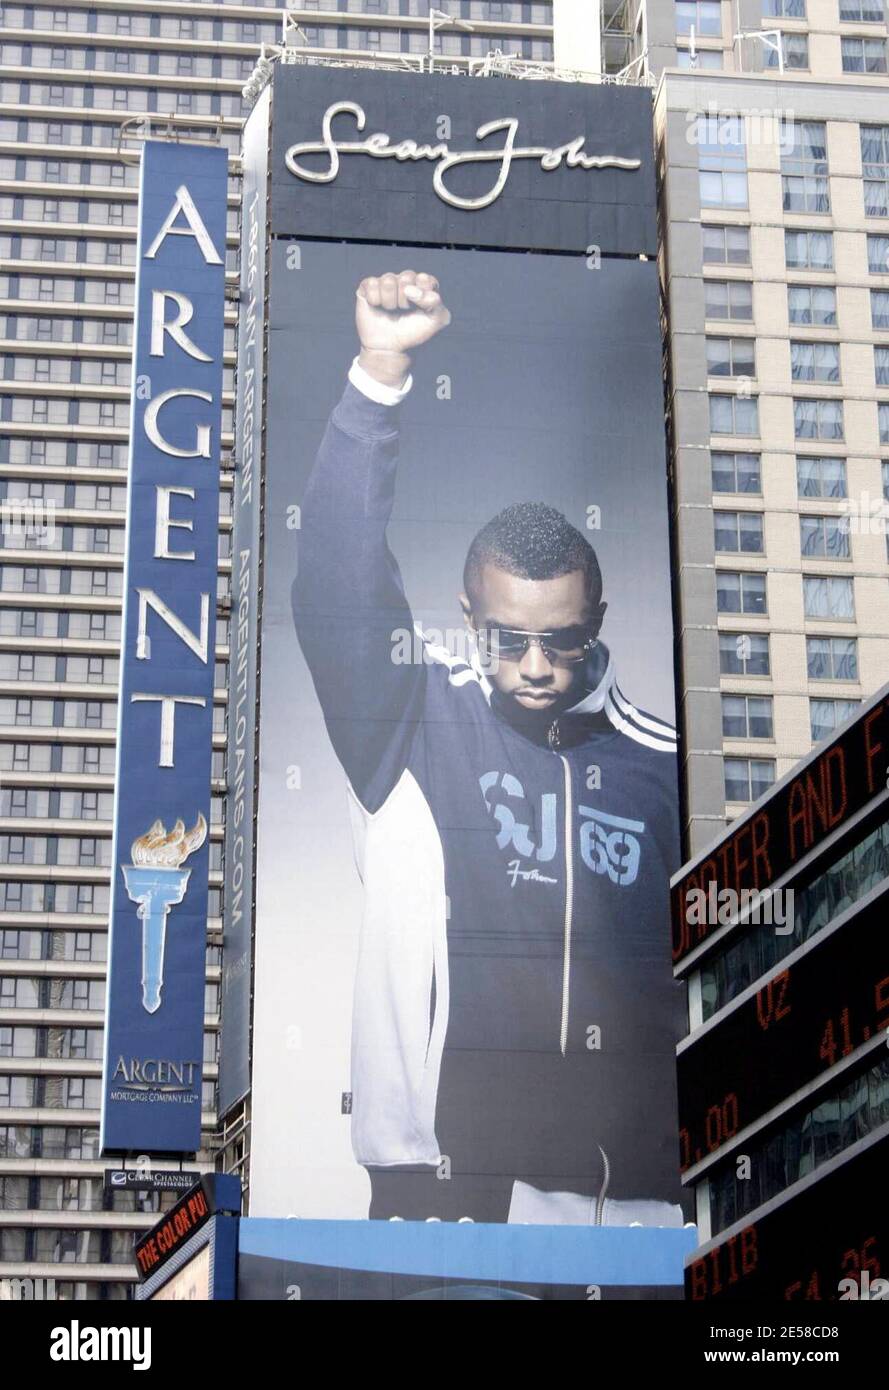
[{"x1": 461, "y1": 564, "x2": 606, "y2": 717}]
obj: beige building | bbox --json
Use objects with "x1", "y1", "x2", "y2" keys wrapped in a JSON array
[{"x1": 658, "y1": 55, "x2": 889, "y2": 854}]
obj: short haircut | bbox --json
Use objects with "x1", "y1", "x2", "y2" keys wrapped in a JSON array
[{"x1": 463, "y1": 502, "x2": 603, "y2": 609}]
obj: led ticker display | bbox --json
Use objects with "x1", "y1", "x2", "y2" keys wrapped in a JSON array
[
  {"x1": 677, "y1": 887, "x2": 889, "y2": 1170},
  {"x1": 686, "y1": 1137, "x2": 889, "y2": 1300},
  {"x1": 671, "y1": 693, "x2": 889, "y2": 967}
]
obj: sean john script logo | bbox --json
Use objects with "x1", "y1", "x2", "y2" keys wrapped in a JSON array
[{"x1": 284, "y1": 102, "x2": 642, "y2": 212}]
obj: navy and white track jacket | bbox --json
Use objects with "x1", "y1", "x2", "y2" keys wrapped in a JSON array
[{"x1": 292, "y1": 371, "x2": 685, "y2": 1216}]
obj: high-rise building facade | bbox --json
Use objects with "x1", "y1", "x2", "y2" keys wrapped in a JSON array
[{"x1": 658, "y1": 16, "x2": 889, "y2": 855}]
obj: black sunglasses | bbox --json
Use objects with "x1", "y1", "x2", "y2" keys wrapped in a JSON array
[{"x1": 473, "y1": 624, "x2": 597, "y2": 666}]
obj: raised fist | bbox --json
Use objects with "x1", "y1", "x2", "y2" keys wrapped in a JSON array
[{"x1": 355, "y1": 270, "x2": 450, "y2": 388}]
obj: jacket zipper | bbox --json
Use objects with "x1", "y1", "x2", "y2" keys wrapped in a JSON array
[
  {"x1": 558, "y1": 750, "x2": 573, "y2": 1056},
  {"x1": 595, "y1": 1145, "x2": 610, "y2": 1225}
]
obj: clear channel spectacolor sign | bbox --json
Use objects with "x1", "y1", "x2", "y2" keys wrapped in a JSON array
[{"x1": 100, "y1": 140, "x2": 227, "y2": 1155}]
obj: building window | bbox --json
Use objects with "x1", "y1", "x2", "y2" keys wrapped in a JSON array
[
  {"x1": 724, "y1": 756, "x2": 776, "y2": 802},
  {"x1": 781, "y1": 121, "x2": 829, "y2": 213},
  {"x1": 872, "y1": 289, "x2": 889, "y2": 327},
  {"x1": 794, "y1": 398, "x2": 844, "y2": 440},
  {"x1": 839, "y1": 0, "x2": 885, "y2": 15},
  {"x1": 676, "y1": 0, "x2": 722, "y2": 35},
  {"x1": 790, "y1": 341, "x2": 840, "y2": 382},
  {"x1": 879, "y1": 402, "x2": 889, "y2": 443},
  {"x1": 788, "y1": 284, "x2": 837, "y2": 326},
  {"x1": 876, "y1": 346, "x2": 889, "y2": 384},
  {"x1": 706, "y1": 336, "x2": 756, "y2": 377},
  {"x1": 867, "y1": 233, "x2": 889, "y2": 272},
  {"x1": 712, "y1": 451, "x2": 762, "y2": 493},
  {"x1": 803, "y1": 574, "x2": 855, "y2": 619},
  {"x1": 785, "y1": 229, "x2": 833, "y2": 270},
  {"x1": 806, "y1": 636, "x2": 858, "y2": 679},
  {"x1": 862, "y1": 125, "x2": 889, "y2": 217},
  {"x1": 764, "y1": 0, "x2": 806, "y2": 11},
  {"x1": 719, "y1": 632, "x2": 770, "y2": 675},
  {"x1": 696, "y1": 115, "x2": 748, "y2": 208},
  {"x1": 710, "y1": 394, "x2": 760, "y2": 435},
  {"x1": 705, "y1": 280, "x2": 753, "y2": 320},
  {"x1": 722, "y1": 694, "x2": 774, "y2": 738},
  {"x1": 800, "y1": 514, "x2": 851, "y2": 559},
  {"x1": 796, "y1": 456, "x2": 847, "y2": 497},
  {"x1": 715, "y1": 510, "x2": 765, "y2": 553},
  {"x1": 810, "y1": 697, "x2": 862, "y2": 742},
  {"x1": 765, "y1": 32, "x2": 809, "y2": 68},
  {"x1": 702, "y1": 225, "x2": 751, "y2": 265},
  {"x1": 716, "y1": 571, "x2": 767, "y2": 614},
  {"x1": 841, "y1": 35, "x2": 888, "y2": 71}
]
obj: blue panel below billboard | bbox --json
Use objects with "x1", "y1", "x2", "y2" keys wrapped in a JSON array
[
  {"x1": 237, "y1": 1219, "x2": 697, "y2": 1300},
  {"x1": 101, "y1": 139, "x2": 228, "y2": 1155}
]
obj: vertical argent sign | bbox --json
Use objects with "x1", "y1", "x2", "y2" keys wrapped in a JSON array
[{"x1": 101, "y1": 140, "x2": 228, "y2": 1155}]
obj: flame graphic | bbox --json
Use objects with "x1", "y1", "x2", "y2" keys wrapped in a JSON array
[{"x1": 130, "y1": 813, "x2": 207, "y2": 869}]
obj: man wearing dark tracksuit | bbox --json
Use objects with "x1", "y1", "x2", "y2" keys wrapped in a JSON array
[{"x1": 292, "y1": 270, "x2": 685, "y2": 1225}]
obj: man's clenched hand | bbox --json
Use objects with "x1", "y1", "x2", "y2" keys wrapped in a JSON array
[{"x1": 356, "y1": 270, "x2": 451, "y2": 389}]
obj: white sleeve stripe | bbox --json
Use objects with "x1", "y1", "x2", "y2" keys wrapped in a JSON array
[
  {"x1": 606, "y1": 694, "x2": 677, "y2": 751},
  {"x1": 611, "y1": 683, "x2": 677, "y2": 739}
]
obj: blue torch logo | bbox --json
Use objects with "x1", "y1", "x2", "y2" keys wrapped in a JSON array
[{"x1": 121, "y1": 814, "x2": 207, "y2": 1015}]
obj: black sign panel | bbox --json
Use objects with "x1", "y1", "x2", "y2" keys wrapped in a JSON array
[
  {"x1": 267, "y1": 65, "x2": 657, "y2": 254},
  {"x1": 672, "y1": 692, "x2": 889, "y2": 966},
  {"x1": 677, "y1": 887, "x2": 889, "y2": 1169},
  {"x1": 686, "y1": 1136, "x2": 889, "y2": 1300},
  {"x1": 104, "y1": 1169, "x2": 200, "y2": 1194}
]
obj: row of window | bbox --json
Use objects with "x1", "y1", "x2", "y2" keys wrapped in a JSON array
[
  {"x1": 715, "y1": 569, "x2": 870, "y2": 622},
  {"x1": 719, "y1": 630, "x2": 859, "y2": 679},
  {"x1": 0, "y1": 832, "x2": 114, "y2": 864},
  {"x1": 0, "y1": 4, "x2": 334, "y2": 37},
  {"x1": 707, "y1": 337, "x2": 889, "y2": 384},
  {"x1": 0, "y1": 79, "x2": 252, "y2": 117},
  {"x1": 0, "y1": 1226, "x2": 139, "y2": 1265},
  {"x1": 712, "y1": 452, "x2": 873, "y2": 497},
  {"x1": 0, "y1": 354, "x2": 238, "y2": 395},
  {"x1": 0, "y1": 316, "x2": 233, "y2": 355},
  {"x1": 0, "y1": 781, "x2": 227, "y2": 822},
  {"x1": 0, "y1": 929, "x2": 224, "y2": 967},
  {"x1": 697, "y1": 120, "x2": 889, "y2": 220},
  {"x1": 708, "y1": 1054, "x2": 889, "y2": 1236},
  {"x1": 710, "y1": 395, "x2": 889, "y2": 444},
  {"x1": 0, "y1": 881, "x2": 226, "y2": 916},
  {"x1": 0, "y1": 118, "x2": 242, "y2": 157},
  {"x1": 0, "y1": 977, "x2": 221, "y2": 1013},
  {"x1": 715, "y1": 512, "x2": 862, "y2": 561},
  {"x1": 0, "y1": 563, "x2": 121, "y2": 594},
  {"x1": 0, "y1": 651, "x2": 227, "y2": 688},
  {"x1": 0, "y1": 607, "x2": 232, "y2": 650},
  {"x1": 0, "y1": 195, "x2": 243, "y2": 244},
  {"x1": 0, "y1": 653, "x2": 121, "y2": 683},
  {"x1": 680, "y1": 0, "x2": 887, "y2": 32},
  {"x1": 3, "y1": 479, "x2": 233, "y2": 524},
  {"x1": 705, "y1": 280, "x2": 889, "y2": 328},
  {"x1": 1, "y1": 1172, "x2": 181, "y2": 1216},
  {"x1": 701, "y1": 814, "x2": 889, "y2": 1017},
  {"x1": 0, "y1": 1026, "x2": 219, "y2": 1064},
  {"x1": 0, "y1": 607, "x2": 122, "y2": 637},
  {"x1": 0, "y1": 882, "x2": 111, "y2": 913},
  {"x1": 722, "y1": 692, "x2": 861, "y2": 742},
  {"x1": 0, "y1": 524, "x2": 234, "y2": 561}
]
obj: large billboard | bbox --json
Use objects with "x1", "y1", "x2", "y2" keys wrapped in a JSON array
[
  {"x1": 101, "y1": 140, "x2": 227, "y2": 1154},
  {"x1": 230, "y1": 66, "x2": 687, "y2": 1294}
]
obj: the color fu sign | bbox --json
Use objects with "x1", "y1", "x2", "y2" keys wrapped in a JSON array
[{"x1": 101, "y1": 141, "x2": 227, "y2": 1154}]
